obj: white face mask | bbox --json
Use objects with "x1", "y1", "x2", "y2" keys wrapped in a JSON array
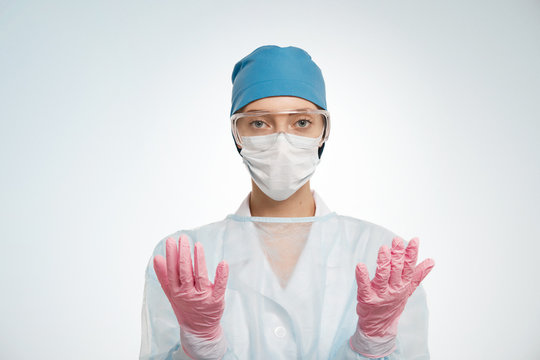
[{"x1": 240, "y1": 132, "x2": 322, "y2": 201}]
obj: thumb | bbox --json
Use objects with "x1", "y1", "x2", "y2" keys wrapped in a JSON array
[
  {"x1": 409, "y1": 258, "x2": 435, "y2": 295},
  {"x1": 153, "y1": 255, "x2": 171, "y2": 297},
  {"x1": 355, "y1": 263, "x2": 374, "y2": 302}
]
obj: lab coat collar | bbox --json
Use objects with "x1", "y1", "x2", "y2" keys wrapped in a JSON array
[
  {"x1": 233, "y1": 190, "x2": 331, "y2": 217},
  {"x1": 225, "y1": 190, "x2": 333, "y2": 268},
  {"x1": 225, "y1": 190, "x2": 335, "y2": 310}
]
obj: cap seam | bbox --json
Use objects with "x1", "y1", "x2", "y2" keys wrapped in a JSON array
[{"x1": 232, "y1": 78, "x2": 324, "y2": 96}]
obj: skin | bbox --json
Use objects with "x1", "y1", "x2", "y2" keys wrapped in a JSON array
[{"x1": 237, "y1": 96, "x2": 323, "y2": 217}]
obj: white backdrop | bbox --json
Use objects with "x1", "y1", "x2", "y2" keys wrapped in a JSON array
[{"x1": 1, "y1": 1, "x2": 539, "y2": 359}]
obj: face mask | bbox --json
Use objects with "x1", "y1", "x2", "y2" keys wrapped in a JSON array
[{"x1": 240, "y1": 133, "x2": 322, "y2": 201}]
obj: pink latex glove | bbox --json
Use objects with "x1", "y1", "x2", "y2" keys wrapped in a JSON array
[
  {"x1": 350, "y1": 237, "x2": 435, "y2": 358},
  {"x1": 153, "y1": 234, "x2": 229, "y2": 341}
]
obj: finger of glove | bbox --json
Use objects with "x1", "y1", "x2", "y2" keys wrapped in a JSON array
[
  {"x1": 194, "y1": 242, "x2": 210, "y2": 292},
  {"x1": 372, "y1": 245, "x2": 391, "y2": 294},
  {"x1": 410, "y1": 258, "x2": 435, "y2": 294},
  {"x1": 402, "y1": 237, "x2": 419, "y2": 283},
  {"x1": 153, "y1": 255, "x2": 171, "y2": 297},
  {"x1": 178, "y1": 235, "x2": 194, "y2": 288},
  {"x1": 165, "y1": 237, "x2": 181, "y2": 291},
  {"x1": 212, "y1": 261, "x2": 229, "y2": 301},
  {"x1": 355, "y1": 263, "x2": 374, "y2": 302},
  {"x1": 388, "y1": 237, "x2": 406, "y2": 289}
]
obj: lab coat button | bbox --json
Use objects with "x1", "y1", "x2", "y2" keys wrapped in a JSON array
[{"x1": 274, "y1": 326, "x2": 286, "y2": 338}]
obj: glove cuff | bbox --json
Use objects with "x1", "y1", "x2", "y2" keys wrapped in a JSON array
[
  {"x1": 180, "y1": 327, "x2": 228, "y2": 360},
  {"x1": 349, "y1": 323, "x2": 396, "y2": 358}
]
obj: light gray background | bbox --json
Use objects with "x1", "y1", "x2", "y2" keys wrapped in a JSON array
[{"x1": 1, "y1": 1, "x2": 539, "y2": 359}]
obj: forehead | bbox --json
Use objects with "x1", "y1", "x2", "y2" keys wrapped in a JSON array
[{"x1": 243, "y1": 96, "x2": 318, "y2": 112}]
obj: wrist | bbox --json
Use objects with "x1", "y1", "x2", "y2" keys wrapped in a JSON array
[
  {"x1": 180, "y1": 327, "x2": 227, "y2": 360},
  {"x1": 349, "y1": 323, "x2": 396, "y2": 358}
]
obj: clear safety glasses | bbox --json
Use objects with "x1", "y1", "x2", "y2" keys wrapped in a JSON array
[{"x1": 231, "y1": 109, "x2": 331, "y2": 147}]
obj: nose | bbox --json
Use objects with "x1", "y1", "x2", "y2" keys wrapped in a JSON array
[{"x1": 273, "y1": 117, "x2": 289, "y2": 133}]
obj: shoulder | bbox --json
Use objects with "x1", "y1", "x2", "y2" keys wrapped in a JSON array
[
  {"x1": 144, "y1": 218, "x2": 231, "y2": 280},
  {"x1": 149, "y1": 218, "x2": 229, "y2": 258},
  {"x1": 333, "y1": 213, "x2": 399, "y2": 242}
]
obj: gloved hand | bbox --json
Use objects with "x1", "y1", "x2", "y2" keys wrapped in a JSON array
[
  {"x1": 153, "y1": 234, "x2": 229, "y2": 341},
  {"x1": 350, "y1": 237, "x2": 435, "y2": 358}
]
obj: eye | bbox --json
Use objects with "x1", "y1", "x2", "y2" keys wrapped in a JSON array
[
  {"x1": 251, "y1": 120, "x2": 266, "y2": 128},
  {"x1": 296, "y1": 119, "x2": 311, "y2": 128}
]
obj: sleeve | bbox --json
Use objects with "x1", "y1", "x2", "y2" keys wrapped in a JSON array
[
  {"x1": 330, "y1": 284, "x2": 430, "y2": 360},
  {"x1": 139, "y1": 235, "x2": 239, "y2": 360},
  {"x1": 393, "y1": 284, "x2": 431, "y2": 359}
]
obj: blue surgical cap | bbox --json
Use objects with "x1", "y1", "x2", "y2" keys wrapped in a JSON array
[{"x1": 230, "y1": 45, "x2": 327, "y2": 116}]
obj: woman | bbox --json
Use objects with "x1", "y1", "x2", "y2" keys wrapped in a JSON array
[{"x1": 140, "y1": 45, "x2": 435, "y2": 360}]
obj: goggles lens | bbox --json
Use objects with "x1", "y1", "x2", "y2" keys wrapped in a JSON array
[{"x1": 231, "y1": 110, "x2": 330, "y2": 146}]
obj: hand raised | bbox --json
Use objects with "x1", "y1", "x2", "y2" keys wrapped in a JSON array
[
  {"x1": 153, "y1": 234, "x2": 229, "y2": 340},
  {"x1": 354, "y1": 237, "x2": 435, "y2": 338}
]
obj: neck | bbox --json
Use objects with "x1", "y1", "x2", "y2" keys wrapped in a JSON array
[{"x1": 249, "y1": 181, "x2": 316, "y2": 217}]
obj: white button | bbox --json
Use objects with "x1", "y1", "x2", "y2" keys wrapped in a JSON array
[{"x1": 274, "y1": 326, "x2": 286, "y2": 338}]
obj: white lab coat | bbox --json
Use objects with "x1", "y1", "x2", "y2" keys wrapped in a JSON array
[{"x1": 140, "y1": 192, "x2": 430, "y2": 359}]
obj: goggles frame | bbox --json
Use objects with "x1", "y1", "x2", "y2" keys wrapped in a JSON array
[{"x1": 230, "y1": 109, "x2": 331, "y2": 147}]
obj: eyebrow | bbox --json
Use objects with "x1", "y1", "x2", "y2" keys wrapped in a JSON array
[{"x1": 244, "y1": 108, "x2": 315, "y2": 113}]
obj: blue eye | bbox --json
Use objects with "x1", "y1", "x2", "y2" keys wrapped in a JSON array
[
  {"x1": 296, "y1": 119, "x2": 311, "y2": 128},
  {"x1": 252, "y1": 120, "x2": 265, "y2": 128}
]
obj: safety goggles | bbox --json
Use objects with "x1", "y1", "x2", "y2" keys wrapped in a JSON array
[{"x1": 231, "y1": 109, "x2": 331, "y2": 147}]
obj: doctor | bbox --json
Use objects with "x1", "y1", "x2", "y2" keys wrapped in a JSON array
[{"x1": 140, "y1": 45, "x2": 435, "y2": 359}]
